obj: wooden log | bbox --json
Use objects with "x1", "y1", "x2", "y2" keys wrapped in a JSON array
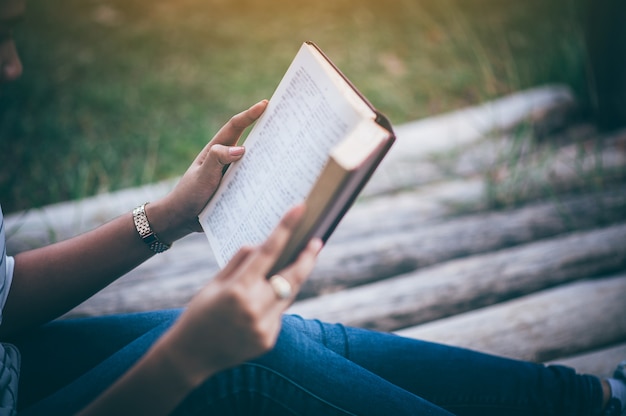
[
  {"x1": 66, "y1": 191, "x2": 626, "y2": 317},
  {"x1": 364, "y1": 124, "x2": 626, "y2": 199},
  {"x1": 5, "y1": 179, "x2": 178, "y2": 253},
  {"x1": 58, "y1": 178, "x2": 494, "y2": 317},
  {"x1": 394, "y1": 274, "x2": 626, "y2": 363},
  {"x1": 30, "y1": 182, "x2": 626, "y2": 317},
  {"x1": 289, "y1": 224, "x2": 626, "y2": 331},
  {"x1": 485, "y1": 129, "x2": 626, "y2": 208},
  {"x1": 322, "y1": 130, "x2": 626, "y2": 246},
  {"x1": 65, "y1": 233, "x2": 219, "y2": 317},
  {"x1": 330, "y1": 179, "x2": 486, "y2": 243},
  {"x1": 302, "y1": 188, "x2": 626, "y2": 298},
  {"x1": 377, "y1": 85, "x2": 575, "y2": 165}
]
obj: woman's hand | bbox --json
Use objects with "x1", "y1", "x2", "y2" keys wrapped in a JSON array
[
  {"x1": 156, "y1": 205, "x2": 322, "y2": 387},
  {"x1": 148, "y1": 100, "x2": 268, "y2": 244},
  {"x1": 78, "y1": 206, "x2": 322, "y2": 416}
]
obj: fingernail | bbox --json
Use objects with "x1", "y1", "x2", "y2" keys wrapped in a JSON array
[
  {"x1": 229, "y1": 146, "x2": 245, "y2": 156},
  {"x1": 310, "y1": 238, "x2": 323, "y2": 253}
]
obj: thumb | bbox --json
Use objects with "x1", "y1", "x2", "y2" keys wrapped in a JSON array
[{"x1": 201, "y1": 144, "x2": 245, "y2": 177}]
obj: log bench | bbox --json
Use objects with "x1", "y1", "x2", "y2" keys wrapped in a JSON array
[{"x1": 5, "y1": 84, "x2": 626, "y2": 378}]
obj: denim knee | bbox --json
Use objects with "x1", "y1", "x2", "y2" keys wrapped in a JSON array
[{"x1": 281, "y1": 314, "x2": 350, "y2": 358}]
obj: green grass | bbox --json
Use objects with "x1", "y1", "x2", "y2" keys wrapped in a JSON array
[{"x1": 0, "y1": 0, "x2": 587, "y2": 213}]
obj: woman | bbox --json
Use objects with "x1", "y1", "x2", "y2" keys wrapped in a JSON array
[{"x1": 1, "y1": 1, "x2": 625, "y2": 414}]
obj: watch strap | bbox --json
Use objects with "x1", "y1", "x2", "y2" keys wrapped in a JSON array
[{"x1": 132, "y1": 203, "x2": 171, "y2": 254}]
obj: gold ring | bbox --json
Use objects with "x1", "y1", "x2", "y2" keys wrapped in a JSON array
[{"x1": 269, "y1": 274, "x2": 292, "y2": 300}]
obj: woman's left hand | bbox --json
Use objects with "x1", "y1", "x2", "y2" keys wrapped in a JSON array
[{"x1": 148, "y1": 100, "x2": 268, "y2": 243}]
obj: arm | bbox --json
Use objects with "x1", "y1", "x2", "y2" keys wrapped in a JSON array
[
  {"x1": 0, "y1": 100, "x2": 269, "y2": 337},
  {"x1": 78, "y1": 206, "x2": 322, "y2": 416}
]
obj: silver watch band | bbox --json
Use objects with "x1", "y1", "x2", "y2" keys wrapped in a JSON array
[{"x1": 132, "y1": 203, "x2": 171, "y2": 253}]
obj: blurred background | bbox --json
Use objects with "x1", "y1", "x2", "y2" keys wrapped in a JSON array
[{"x1": 0, "y1": 0, "x2": 599, "y2": 213}]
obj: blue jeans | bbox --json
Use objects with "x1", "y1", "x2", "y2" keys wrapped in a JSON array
[{"x1": 11, "y1": 310, "x2": 603, "y2": 415}]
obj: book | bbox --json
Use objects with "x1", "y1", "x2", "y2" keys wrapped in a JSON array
[{"x1": 198, "y1": 41, "x2": 395, "y2": 275}]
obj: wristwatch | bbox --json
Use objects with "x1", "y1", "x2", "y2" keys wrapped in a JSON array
[{"x1": 132, "y1": 202, "x2": 171, "y2": 253}]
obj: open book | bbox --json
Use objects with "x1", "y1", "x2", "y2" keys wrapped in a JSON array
[{"x1": 199, "y1": 41, "x2": 395, "y2": 274}]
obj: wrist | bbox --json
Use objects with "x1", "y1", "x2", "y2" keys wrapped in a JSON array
[
  {"x1": 153, "y1": 326, "x2": 217, "y2": 390},
  {"x1": 80, "y1": 333, "x2": 201, "y2": 415},
  {"x1": 132, "y1": 203, "x2": 171, "y2": 253},
  {"x1": 142, "y1": 199, "x2": 194, "y2": 245}
]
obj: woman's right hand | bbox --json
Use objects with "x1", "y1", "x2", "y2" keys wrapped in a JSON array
[
  {"x1": 156, "y1": 204, "x2": 322, "y2": 387},
  {"x1": 78, "y1": 206, "x2": 321, "y2": 416}
]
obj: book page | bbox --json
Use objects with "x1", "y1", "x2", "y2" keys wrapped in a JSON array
[{"x1": 199, "y1": 43, "x2": 371, "y2": 267}]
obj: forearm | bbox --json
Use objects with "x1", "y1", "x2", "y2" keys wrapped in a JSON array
[
  {"x1": 77, "y1": 332, "x2": 205, "y2": 416},
  {"x1": 1, "y1": 200, "x2": 184, "y2": 336}
]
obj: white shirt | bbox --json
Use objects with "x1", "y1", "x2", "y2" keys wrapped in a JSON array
[
  {"x1": 0, "y1": 205, "x2": 19, "y2": 415},
  {"x1": 0, "y1": 206, "x2": 14, "y2": 325}
]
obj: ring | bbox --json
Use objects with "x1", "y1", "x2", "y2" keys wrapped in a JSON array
[{"x1": 269, "y1": 274, "x2": 292, "y2": 300}]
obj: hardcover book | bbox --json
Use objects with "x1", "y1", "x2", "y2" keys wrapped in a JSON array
[{"x1": 199, "y1": 41, "x2": 396, "y2": 274}]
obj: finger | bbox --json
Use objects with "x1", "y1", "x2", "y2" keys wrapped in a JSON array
[
  {"x1": 211, "y1": 100, "x2": 268, "y2": 147},
  {"x1": 282, "y1": 238, "x2": 323, "y2": 289},
  {"x1": 244, "y1": 204, "x2": 306, "y2": 278},
  {"x1": 215, "y1": 245, "x2": 254, "y2": 282},
  {"x1": 267, "y1": 238, "x2": 323, "y2": 305}
]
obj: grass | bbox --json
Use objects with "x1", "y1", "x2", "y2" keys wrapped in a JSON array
[
  {"x1": 0, "y1": 0, "x2": 587, "y2": 213},
  {"x1": 481, "y1": 119, "x2": 626, "y2": 214}
]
